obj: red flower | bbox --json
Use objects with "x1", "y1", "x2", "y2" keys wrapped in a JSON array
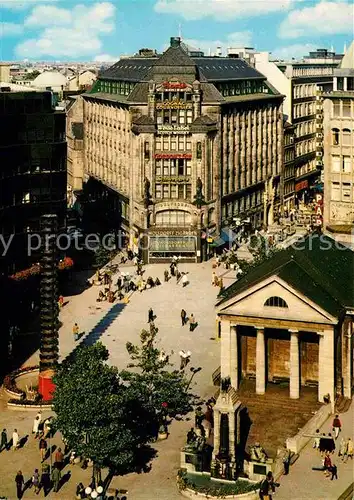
[{"x1": 161, "y1": 402, "x2": 168, "y2": 408}]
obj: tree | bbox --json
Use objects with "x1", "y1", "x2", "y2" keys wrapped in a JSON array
[
  {"x1": 122, "y1": 323, "x2": 196, "y2": 433},
  {"x1": 52, "y1": 343, "x2": 156, "y2": 478},
  {"x1": 236, "y1": 234, "x2": 280, "y2": 276}
]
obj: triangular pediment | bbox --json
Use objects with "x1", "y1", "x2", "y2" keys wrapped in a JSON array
[{"x1": 217, "y1": 275, "x2": 337, "y2": 325}]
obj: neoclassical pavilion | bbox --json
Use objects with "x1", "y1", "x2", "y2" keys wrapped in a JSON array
[{"x1": 216, "y1": 235, "x2": 354, "y2": 406}]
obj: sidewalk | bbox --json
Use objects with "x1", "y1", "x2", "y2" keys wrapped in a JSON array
[{"x1": 276, "y1": 402, "x2": 353, "y2": 500}]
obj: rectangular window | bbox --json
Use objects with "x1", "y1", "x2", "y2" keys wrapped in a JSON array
[
  {"x1": 179, "y1": 110, "x2": 185, "y2": 124},
  {"x1": 186, "y1": 160, "x2": 192, "y2": 176},
  {"x1": 163, "y1": 160, "x2": 169, "y2": 175},
  {"x1": 331, "y1": 182, "x2": 340, "y2": 201},
  {"x1": 171, "y1": 137, "x2": 177, "y2": 150},
  {"x1": 178, "y1": 136, "x2": 184, "y2": 150},
  {"x1": 342, "y1": 182, "x2": 351, "y2": 201},
  {"x1": 343, "y1": 103, "x2": 351, "y2": 117},
  {"x1": 171, "y1": 184, "x2": 178, "y2": 199},
  {"x1": 171, "y1": 110, "x2": 178, "y2": 124},
  {"x1": 163, "y1": 137, "x2": 169, "y2": 150},
  {"x1": 155, "y1": 184, "x2": 162, "y2": 198},
  {"x1": 178, "y1": 159, "x2": 184, "y2": 176},
  {"x1": 343, "y1": 156, "x2": 351, "y2": 173},
  {"x1": 155, "y1": 160, "x2": 161, "y2": 176},
  {"x1": 156, "y1": 111, "x2": 163, "y2": 125},
  {"x1": 170, "y1": 159, "x2": 176, "y2": 175},
  {"x1": 186, "y1": 109, "x2": 193, "y2": 124},
  {"x1": 178, "y1": 184, "x2": 184, "y2": 199},
  {"x1": 332, "y1": 155, "x2": 340, "y2": 172},
  {"x1": 186, "y1": 184, "x2": 191, "y2": 199},
  {"x1": 333, "y1": 102, "x2": 340, "y2": 117},
  {"x1": 163, "y1": 185, "x2": 169, "y2": 198},
  {"x1": 186, "y1": 139, "x2": 192, "y2": 151},
  {"x1": 155, "y1": 137, "x2": 161, "y2": 151}
]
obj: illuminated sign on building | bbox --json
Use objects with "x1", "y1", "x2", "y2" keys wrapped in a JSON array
[
  {"x1": 163, "y1": 81, "x2": 187, "y2": 90},
  {"x1": 154, "y1": 153, "x2": 192, "y2": 160},
  {"x1": 295, "y1": 180, "x2": 308, "y2": 192}
]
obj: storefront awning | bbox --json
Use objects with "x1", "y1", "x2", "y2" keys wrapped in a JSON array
[
  {"x1": 209, "y1": 237, "x2": 226, "y2": 248},
  {"x1": 221, "y1": 228, "x2": 235, "y2": 243}
]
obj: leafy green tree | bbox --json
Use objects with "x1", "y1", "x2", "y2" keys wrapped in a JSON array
[
  {"x1": 94, "y1": 245, "x2": 112, "y2": 269},
  {"x1": 236, "y1": 235, "x2": 280, "y2": 275},
  {"x1": 52, "y1": 343, "x2": 156, "y2": 477},
  {"x1": 122, "y1": 323, "x2": 196, "y2": 432}
]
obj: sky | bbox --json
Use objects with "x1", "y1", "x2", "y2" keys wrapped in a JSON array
[{"x1": 0, "y1": 0, "x2": 353, "y2": 62}]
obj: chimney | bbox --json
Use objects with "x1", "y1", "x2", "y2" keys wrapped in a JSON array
[{"x1": 170, "y1": 37, "x2": 181, "y2": 48}]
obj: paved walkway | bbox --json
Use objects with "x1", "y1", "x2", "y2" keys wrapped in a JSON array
[
  {"x1": 0, "y1": 261, "x2": 222, "y2": 499},
  {"x1": 276, "y1": 402, "x2": 353, "y2": 500}
]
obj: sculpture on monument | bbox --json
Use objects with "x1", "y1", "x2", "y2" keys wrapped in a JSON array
[
  {"x1": 143, "y1": 177, "x2": 151, "y2": 209},
  {"x1": 193, "y1": 177, "x2": 205, "y2": 209},
  {"x1": 38, "y1": 214, "x2": 59, "y2": 401}
]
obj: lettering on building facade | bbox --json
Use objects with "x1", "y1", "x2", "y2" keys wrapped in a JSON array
[
  {"x1": 162, "y1": 81, "x2": 187, "y2": 90},
  {"x1": 156, "y1": 101, "x2": 193, "y2": 110},
  {"x1": 155, "y1": 176, "x2": 190, "y2": 184},
  {"x1": 157, "y1": 125, "x2": 190, "y2": 134},
  {"x1": 154, "y1": 153, "x2": 192, "y2": 160},
  {"x1": 155, "y1": 201, "x2": 192, "y2": 210},
  {"x1": 149, "y1": 235, "x2": 196, "y2": 252}
]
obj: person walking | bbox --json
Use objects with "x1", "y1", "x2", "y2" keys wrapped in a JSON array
[
  {"x1": 324, "y1": 453, "x2": 332, "y2": 477},
  {"x1": 54, "y1": 446, "x2": 64, "y2": 470},
  {"x1": 189, "y1": 313, "x2": 197, "y2": 332},
  {"x1": 182, "y1": 273, "x2": 188, "y2": 287},
  {"x1": 345, "y1": 437, "x2": 353, "y2": 462},
  {"x1": 32, "y1": 415, "x2": 41, "y2": 439},
  {"x1": 41, "y1": 468, "x2": 51, "y2": 496},
  {"x1": 338, "y1": 437, "x2": 347, "y2": 461},
  {"x1": 282, "y1": 446, "x2": 291, "y2": 475},
  {"x1": 52, "y1": 464, "x2": 61, "y2": 493},
  {"x1": 15, "y1": 470, "x2": 24, "y2": 499},
  {"x1": 0, "y1": 428, "x2": 8, "y2": 451},
  {"x1": 12, "y1": 429, "x2": 19, "y2": 450},
  {"x1": 148, "y1": 308, "x2": 154, "y2": 323},
  {"x1": 164, "y1": 269, "x2": 169, "y2": 282},
  {"x1": 330, "y1": 463, "x2": 338, "y2": 480},
  {"x1": 181, "y1": 309, "x2": 187, "y2": 326},
  {"x1": 43, "y1": 417, "x2": 52, "y2": 438},
  {"x1": 39, "y1": 436, "x2": 47, "y2": 462},
  {"x1": 313, "y1": 429, "x2": 321, "y2": 450},
  {"x1": 73, "y1": 323, "x2": 79, "y2": 341},
  {"x1": 332, "y1": 414, "x2": 342, "y2": 439},
  {"x1": 32, "y1": 468, "x2": 40, "y2": 494}
]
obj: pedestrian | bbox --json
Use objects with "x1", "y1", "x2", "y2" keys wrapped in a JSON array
[
  {"x1": 345, "y1": 437, "x2": 353, "y2": 462},
  {"x1": 219, "y1": 277, "x2": 224, "y2": 290},
  {"x1": 15, "y1": 470, "x2": 24, "y2": 499},
  {"x1": 32, "y1": 415, "x2": 41, "y2": 439},
  {"x1": 324, "y1": 453, "x2": 332, "y2": 477},
  {"x1": 76, "y1": 483, "x2": 86, "y2": 499},
  {"x1": 328, "y1": 433, "x2": 336, "y2": 453},
  {"x1": 58, "y1": 295, "x2": 64, "y2": 309},
  {"x1": 181, "y1": 309, "x2": 187, "y2": 326},
  {"x1": 313, "y1": 428, "x2": 321, "y2": 449},
  {"x1": 182, "y1": 273, "x2": 189, "y2": 287},
  {"x1": 332, "y1": 414, "x2": 342, "y2": 439},
  {"x1": 212, "y1": 271, "x2": 216, "y2": 286},
  {"x1": 176, "y1": 270, "x2": 182, "y2": 283},
  {"x1": 73, "y1": 322, "x2": 79, "y2": 341},
  {"x1": 0, "y1": 428, "x2": 8, "y2": 451},
  {"x1": 338, "y1": 437, "x2": 347, "y2": 461},
  {"x1": 12, "y1": 429, "x2": 19, "y2": 450},
  {"x1": 39, "y1": 436, "x2": 47, "y2": 462},
  {"x1": 282, "y1": 445, "x2": 291, "y2": 475},
  {"x1": 52, "y1": 464, "x2": 61, "y2": 493},
  {"x1": 330, "y1": 463, "x2": 338, "y2": 480},
  {"x1": 170, "y1": 263, "x2": 176, "y2": 277},
  {"x1": 148, "y1": 308, "x2": 154, "y2": 323},
  {"x1": 32, "y1": 468, "x2": 40, "y2": 494},
  {"x1": 189, "y1": 313, "x2": 197, "y2": 332},
  {"x1": 117, "y1": 276, "x2": 122, "y2": 289},
  {"x1": 41, "y1": 468, "x2": 51, "y2": 496},
  {"x1": 179, "y1": 350, "x2": 190, "y2": 370},
  {"x1": 54, "y1": 446, "x2": 64, "y2": 470},
  {"x1": 43, "y1": 417, "x2": 52, "y2": 438}
]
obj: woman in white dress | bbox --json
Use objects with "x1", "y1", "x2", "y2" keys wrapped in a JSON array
[{"x1": 12, "y1": 429, "x2": 19, "y2": 450}]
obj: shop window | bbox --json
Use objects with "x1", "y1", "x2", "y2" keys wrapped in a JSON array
[
  {"x1": 197, "y1": 142, "x2": 202, "y2": 160},
  {"x1": 332, "y1": 128, "x2": 340, "y2": 146},
  {"x1": 264, "y1": 296, "x2": 288, "y2": 308},
  {"x1": 342, "y1": 129, "x2": 351, "y2": 146},
  {"x1": 342, "y1": 182, "x2": 351, "y2": 202},
  {"x1": 331, "y1": 182, "x2": 340, "y2": 201}
]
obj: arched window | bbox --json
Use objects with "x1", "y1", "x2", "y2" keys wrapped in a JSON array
[
  {"x1": 155, "y1": 210, "x2": 191, "y2": 226},
  {"x1": 342, "y1": 128, "x2": 351, "y2": 146},
  {"x1": 264, "y1": 296, "x2": 288, "y2": 308},
  {"x1": 332, "y1": 128, "x2": 340, "y2": 146}
]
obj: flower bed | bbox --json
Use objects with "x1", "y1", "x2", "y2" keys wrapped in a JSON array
[
  {"x1": 10, "y1": 256, "x2": 74, "y2": 281},
  {"x1": 3, "y1": 365, "x2": 39, "y2": 399},
  {"x1": 177, "y1": 471, "x2": 260, "y2": 499}
]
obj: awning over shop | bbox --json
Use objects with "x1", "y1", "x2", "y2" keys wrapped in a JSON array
[
  {"x1": 209, "y1": 237, "x2": 226, "y2": 248},
  {"x1": 221, "y1": 228, "x2": 235, "y2": 243}
]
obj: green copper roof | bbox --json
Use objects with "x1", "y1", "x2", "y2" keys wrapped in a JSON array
[{"x1": 217, "y1": 235, "x2": 354, "y2": 317}]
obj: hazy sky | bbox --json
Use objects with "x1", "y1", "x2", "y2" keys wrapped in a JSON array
[{"x1": 0, "y1": 0, "x2": 353, "y2": 61}]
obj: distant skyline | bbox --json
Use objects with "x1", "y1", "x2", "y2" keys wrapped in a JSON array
[{"x1": 0, "y1": 0, "x2": 353, "y2": 62}]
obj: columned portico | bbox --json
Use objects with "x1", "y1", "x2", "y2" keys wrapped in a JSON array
[
  {"x1": 255, "y1": 326, "x2": 266, "y2": 395},
  {"x1": 318, "y1": 328, "x2": 335, "y2": 407},
  {"x1": 289, "y1": 329, "x2": 300, "y2": 399},
  {"x1": 220, "y1": 320, "x2": 238, "y2": 389}
]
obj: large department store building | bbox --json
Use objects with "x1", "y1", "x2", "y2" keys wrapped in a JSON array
[{"x1": 68, "y1": 37, "x2": 284, "y2": 262}]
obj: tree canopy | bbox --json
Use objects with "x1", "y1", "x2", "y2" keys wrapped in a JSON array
[{"x1": 53, "y1": 343, "x2": 156, "y2": 473}]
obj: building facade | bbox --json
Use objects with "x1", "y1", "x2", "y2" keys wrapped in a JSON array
[
  {"x1": 253, "y1": 49, "x2": 339, "y2": 210},
  {"x1": 323, "y1": 42, "x2": 354, "y2": 238},
  {"x1": 0, "y1": 86, "x2": 67, "y2": 274},
  {"x1": 69, "y1": 37, "x2": 284, "y2": 262},
  {"x1": 216, "y1": 235, "x2": 354, "y2": 406}
]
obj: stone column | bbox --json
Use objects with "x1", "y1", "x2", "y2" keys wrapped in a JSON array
[
  {"x1": 333, "y1": 77, "x2": 337, "y2": 91},
  {"x1": 289, "y1": 329, "x2": 300, "y2": 399},
  {"x1": 212, "y1": 410, "x2": 220, "y2": 459},
  {"x1": 255, "y1": 326, "x2": 266, "y2": 394},
  {"x1": 318, "y1": 329, "x2": 335, "y2": 409},
  {"x1": 229, "y1": 411, "x2": 236, "y2": 461},
  {"x1": 230, "y1": 326, "x2": 238, "y2": 389},
  {"x1": 221, "y1": 320, "x2": 231, "y2": 380},
  {"x1": 343, "y1": 77, "x2": 348, "y2": 91}
]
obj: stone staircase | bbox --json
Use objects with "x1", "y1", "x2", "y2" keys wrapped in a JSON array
[{"x1": 335, "y1": 395, "x2": 352, "y2": 413}]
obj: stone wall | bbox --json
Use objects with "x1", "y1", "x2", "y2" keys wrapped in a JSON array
[{"x1": 286, "y1": 403, "x2": 332, "y2": 453}]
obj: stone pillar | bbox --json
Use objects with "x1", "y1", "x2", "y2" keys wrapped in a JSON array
[
  {"x1": 343, "y1": 77, "x2": 348, "y2": 91},
  {"x1": 289, "y1": 329, "x2": 300, "y2": 399},
  {"x1": 213, "y1": 410, "x2": 220, "y2": 459},
  {"x1": 255, "y1": 327, "x2": 266, "y2": 394},
  {"x1": 221, "y1": 320, "x2": 231, "y2": 380},
  {"x1": 229, "y1": 411, "x2": 236, "y2": 461},
  {"x1": 230, "y1": 326, "x2": 238, "y2": 389},
  {"x1": 333, "y1": 77, "x2": 337, "y2": 91},
  {"x1": 318, "y1": 329, "x2": 335, "y2": 408}
]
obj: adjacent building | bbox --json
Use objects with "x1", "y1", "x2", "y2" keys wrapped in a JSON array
[
  {"x1": 68, "y1": 37, "x2": 284, "y2": 262},
  {"x1": 323, "y1": 42, "x2": 354, "y2": 241},
  {"x1": 216, "y1": 235, "x2": 354, "y2": 406},
  {"x1": 0, "y1": 84, "x2": 67, "y2": 274}
]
